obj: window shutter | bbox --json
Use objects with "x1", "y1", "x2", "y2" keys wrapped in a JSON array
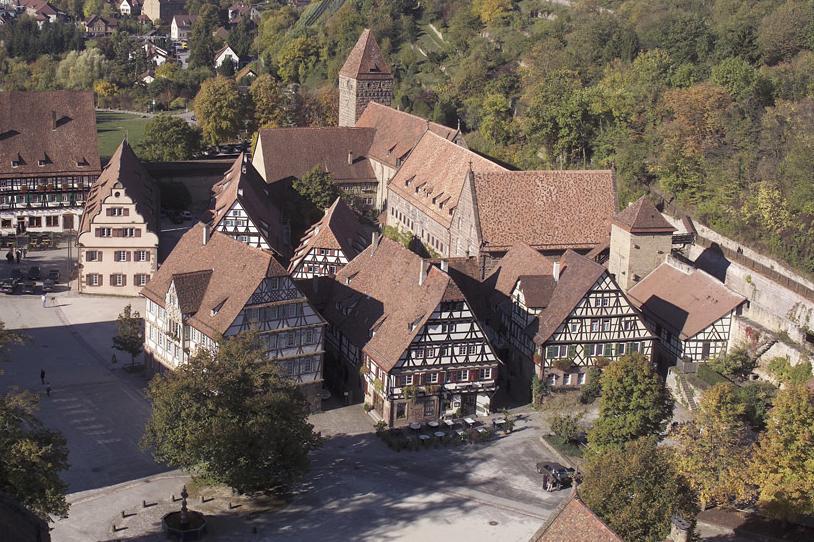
[
  {"x1": 122, "y1": 274, "x2": 127, "y2": 286},
  {"x1": 98, "y1": 251, "x2": 102, "y2": 262},
  {"x1": 470, "y1": 370, "x2": 478, "y2": 381},
  {"x1": 145, "y1": 251, "x2": 150, "y2": 261},
  {"x1": 113, "y1": 228, "x2": 121, "y2": 237},
  {"x1": 126, "y1": 251, "x2": 131, "y2": 261},
  {"x1": 95, "y1": 228, "x2": 102, "y2": 236},
  {"x1": 123, "y1": 208, "x2": 129, "y2": 216},
  {"x1": 106, "y1": 208, "x2": 113, "y2": 216},
  {"x1": 98, "y1": 274, "x2": 103, "y2": 286},
  {"x1": 110, "y1": 274, "x2": 116, "y2": 286},
  {"x1": 135, "y1": 229, "x2": 141, "y2": 237}
]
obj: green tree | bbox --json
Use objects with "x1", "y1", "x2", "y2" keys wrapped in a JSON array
[
  {"x1": 0, "y1": 320, "x2": 24, "y2": 360},
  {"x1": 708, "y1": 346, "x2": 757, "y2": 380},
  {"x1": 55, "y1": 49, "x2": 109, "y2": 90},
  {"x1": 136, "y1": 115, "x2": 202, "y2": 161},
  {"x1": 292, "y1": 166, "x2": 339, "y2": 210},
  {"x1": 749, "y1": 385, "x2": 814, "y2": 521},
  {"x1": 0, "y1": 391, "x2": 69, "y2": 519},
  {"x1": 479, "y1": 92, "x2": 513, "y2": 145},
  {"x1": 580, "y1": 437, "x2": 697, "y2": 542},
  {"x1": 141, "y1": 333, "x2": 321, "y2": 493},
  {"x1": 579, "y1": 366, "x2": 603, "y2": 404},
  {"x1": 112, "y1": 304, "x2": 143, "y2": 367},
  {"x1": 757, "y1": 0, "x2": 814, "y2": 65},
  {"x1": 188, "y1": 3, "x2": 220, "y2": 69},
  {"x1": 275, "y1": 35, "x2": 319, "y2": 84},
  {"x1": 194, "y1": 76, "x2": 246, "y2": 144},
  {"x1": 249, "y1": 74, "x2": 287, "y2": 129},
  {"x1": 229, "y1": 16, "x2": 253, "y2": 59},
  {"x1": 588, "y1": 353, "x2": 674, "y2": 449},
  {"x1": 672, "y1": 384, "x2": 755, "y2": 509},
  {"x1": 767, "y1": 356, "x2": 813, "y2": 385}
]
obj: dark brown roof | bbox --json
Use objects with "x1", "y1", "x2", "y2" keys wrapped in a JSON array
[
  {"x1": 207, "y1": 154, "x2": 288, "y2": 257},
  {"x1": 627, "y1": 262, "x2": 745, "y2": 339},
  {"x1": 339, "y1": 29, "x2": 392, "y2": 80},
  {"x1": 289, "y1": 197, "x2": 374, "y2": 273},
  {"x1": 534, "y1": 251, "x2": 608, "y2": 345},
  {"x1": 532, "y1": 496, "x2": 622, "y2": 542},
  {"x1": 614, "y1": 196, "x2": 676, "y2": 233},
  {"x1": 173, "y1": 269, "x2": 212, "y2": 314},
  {"x1": 173, "y1": 13, "x2": 196, "y2": 27},
  {"x1": 516, "y1": 275, "x2": 557, "y2": 308},
  {"x1": 141, "y1": 224, "x2": 290, "y2": 338},
  {"x1": 355, "y1": 102, "x2": 460, "y2": 168},
  {"x1": 472, "y1": 170, "x2": 616, "y2": 251},
  {"x1": 322, "y1": 237, "x2": 456, "y2": 371},
  {"x1": 0, "y1": 91, "x2": 101, "y2": 179},
  {"x1": 255, "y1": 127, "x2": 376, "y2": 184},
  {"x1": 388, "y1": 131, "x2": 505, "y2": 229},
  {"x1": 78, "y1": 140, "x2": 159, "y2": 235},
  {"x1": 487, "y1": 244, "x2": 553, "y2": 298}
]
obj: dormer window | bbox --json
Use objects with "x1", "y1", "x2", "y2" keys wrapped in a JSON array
[
  {"x1": 11, "y1": 160, "x2": 20, "y2": 168},
  {"x1": 37, "y1": 160, "x2": 47, "y2": 167}
]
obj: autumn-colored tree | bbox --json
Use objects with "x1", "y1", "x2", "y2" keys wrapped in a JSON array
[
  {"x1": 275, "y1": 36, "x2": 319, "y2": 84},
  {"x1": 749, "y1": 385, "x2": 814, "y2": 521},
  {"x1": 673, "y1": 383, "x2": 755, "y2": 509},
  {"x1": 249, "y1": 74, "x2": 286, "y2": 129},
  {"x1": 194, "y1": 76, "x2": 246, "y2": 144},
  {"x1": 472, "y1": 0, "x2": 512, "y2": 25}
]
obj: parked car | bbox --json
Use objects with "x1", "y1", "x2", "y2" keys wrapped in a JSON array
[
  {"x1": 20, "y1": 280, "x2": 35, "y2": 294},
  {"x1": 47, "y1": 269, "x2": 60, "y2": 282},
  {"x1": 0, "y1": 279, "x2": 19, "y2": 294},
  {"x1": 42, "y1": 279, "x2": 55, "y2": 292},
  {"x1": 536, "y1": 462, "x2": 575, "y2": 487},
  {"x1": 179, "y1": 210, "x2": 193, "y2": 220},
  {"x1": 27, "y1": 265, "x2": 41, "y2": 280}
]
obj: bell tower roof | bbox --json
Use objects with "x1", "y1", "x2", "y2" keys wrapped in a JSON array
[
  {"x1": 340, "y1": 29, "x2": 392, "y2": 80},
  {"x1": 613, "y1": 196, "x2": 676, "y2": 234}
]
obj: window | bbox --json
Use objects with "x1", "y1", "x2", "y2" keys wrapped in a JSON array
[
  {"x1": 467, "y1": 344, "x2": 477, "y2": 355},
  {"x1": 86, "y1": 250, "x2": 101, "y2": 262},
  {"x1": 135, "y1": 250, "x2": 149, "y2": 262},
  {"x1": 425, "y1": 347, "x2": 435, "y2": 358},
  {"x1": 439, "y1": 346, "x2": 448, "y2": 357},
  {"x1": 106, "y1": 207, "x2": 127, "y2": 216},
  {"x1": 591, "y1": 319, "x2": 600, "y2": 332},
  {"x1": 114, "y1": 250, "x2": 129, "y2": 262},
  {"x1": 122, "y1": 227, "x2": 138, "y2": 237},
  {"x1": 630, "y1": 341, "x2": 641, "y2": 353},
  {"x1": 701, "y1": 341, "x2": 711, "y2": 359},
  {"x1": 604, "y1": 343, "x2": 614, "y2": 356},
  {"x1": 547, "y1": 374, "x2": 558, "y2": 386},
  {"x1": 622, "y1": 319, "x2": 636, "y2": 331},
  {"x1": 87, "y1": 274, "x2": 101, "y2": 286},
  {"x1": 578, "y1": 373, "x2": 586, "y2": 385},
  {"x1": 428, "y1": 372, "x2": 439, "y2": 383},
  {"x1": 111, "y1": 274, "x2": 125, "y2": 287},
  {"x1": 396, "y1": 403, "x2": 406, "y2": 419},
  {"x1": 403, "y1": 374, "x2": 413, "y2": 386},
  {"x1": 458, "y1": 345, "x2": 466, "y2": 355},
  {"x1": 423, "y1": 399, "x2": 435, "y2": 417},
  {"x1": 569, "y1": 321, "x2": 580, "y2": 333},
  {"x1": 304, "y1": 329, "x2": 314, "y2": 345},
  {"x1": 135, "y1": 274, "x2": 149, "y2": 286},
  {"x1": 479, "y1": 368, "x2": 492, "y2": 380},
  {"x1": 442, "y1": 323, "x2": 456, "y2": 333},
  {"x1": 602, "y1": 319, "x2": 611, "y2": 332},
  {"x1": 564, "y1": 373, "x2": 573, "y2": 385},
  {"x1": 286, "y1": 332, "x2": 296, "y2": 347},
  {"x1": 287, "y1": 304, "x2": 299, "y2": 317},
  {"x1": 96, "y1": 227, "x2": 112, "y2": 237},
  {"x1": 459, "y1": 370, "x2": 469, "y2": 382},
  {"x1": 547, "y1": 344, "x2": 568, "y2": 358},
  {"x1": 28, "y1": 216, "x2": 42, "y2": 227},
  {"x1": 45, "y1": 216, "x2": 59, "y2": 227},
  {"x1": 590, "y1": 343, "x2": 605, "y2": 357},
  {"x1": 617, "y1": 343, "x2": 626, "y2": 356}
]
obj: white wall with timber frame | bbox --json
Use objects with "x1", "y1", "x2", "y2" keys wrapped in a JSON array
[
  {"x1": 291, "y1": 247, "x2": 349, "y2": 279},
  {"x1": 650, "y1": 310, "x2": 736, "y2": 363},
  {"x1": 213, "y1": 201, "x2": 273, "y2": 251}
]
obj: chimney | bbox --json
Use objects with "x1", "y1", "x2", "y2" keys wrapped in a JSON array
[
  {"x1": 668, "y1": 516, "x2": 692, "y2": 542},
  {"x1": 418, "y1": 259, "x2": 427, "y2": 286},
  {"x1": 552, "y1": 261, "x2": 560, "y2": 282},
  {"x1": 440, "y1": 260, "x2": 448, "y2": 273},
  {"x1": 347, "y1": 151, "x2": 353, "y2": 165},
  {"x1": 51, "y1": 111, "x2": 57, "y2": 130},
  {"x1": 202, "y1": 224, "x2": 209, "y2": 245},
  {"x1": 237, "y1": 188, "x2": 243, "y2": 197}
]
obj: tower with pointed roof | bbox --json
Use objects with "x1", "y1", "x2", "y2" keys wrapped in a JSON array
[
  {"x1": 608, "y1": 196, "x2": 676, "y2": 290},
  {"x1": 338, "y1": 29, "x2": 394, "y2": 127}
]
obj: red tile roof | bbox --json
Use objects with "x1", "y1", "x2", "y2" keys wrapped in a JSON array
[
  {"x1": 614, "y1": 196, "x2": 676, "y2": 233},
  {"x1": 388, "y1": 131, "x2": 506, "y2": 229},
  {"x1": 355, "y1": 102, "x2": 460, "y2": 168},
  {"x1": 141, "y1": 224, "x2": 290, "y2": 338},
  {"x1": 627, "y1": 262, "x2": 746, "y2": 339},
  {"x1": 0, "y1": 91, "x2": 100, "y2": 179},
  {"x1": 289, "y1": 197, "x2": 375, "y2": 274},
  {"x1": 532, "y1": 496, "x2": 623, "y2": 542},
  {"x1": 339, "y1": 29, "x2": 392, "y2": 80},
  {"x1": 472, "y1": 170, "x2": 616, "y2": 251},
  {"x1": 255, "y1": 127, "x2": 376, "y2": 184},
  {"x1": 78, "y1": 140, "x2": 159, "y2": 236},
  {"x1": 487, "y1": 243, "x2": 553, "y2": 299}
]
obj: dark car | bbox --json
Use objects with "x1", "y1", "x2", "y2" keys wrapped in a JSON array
[
  {"x1": 47, "y1": 269, "x2": 60, "y2": 282},
  {"x1": 27, "y1": 266, "x2": 41, "y2": 280},
  {"x1": 20, "y1": 280, "x2": 35, "y2": 294},
  {"x1": 42, "y1": 279, "x2": 55, "y2": 292},
  {"x1": 536, "y1": 462, "x2": 575, "y2": 485},
  {"x1": 10, "y1": 268, "x2": 23, "y2": 281},
  {"x1": 169, "y1": 211, "x2": 184, "y2": 224},
  {"x1": 0, "y1": 279, "x2": 19, "y2": 294}
]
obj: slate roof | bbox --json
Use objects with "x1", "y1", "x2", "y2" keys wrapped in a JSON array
[
  {"x1": 614, "y1": 196, "x2": 676, "y2": 233},
  {"x1": 141, "y1": 224, "x2": 290, "y2": 338},
  {"x1": 288, "y1": 197, "x2": 374, "y2": 274},
  {"x1": 472, "y1": 170, "x2": 616, "y2": 251},
  {"x1": 78, "y1": 140, "x2": 159, "y2": 236},
  {"x1": 355, "y1": 102, "x2": 460, "y2": 168},
  {"x1": 321, "y1": 237, "x2": 461, "y2": 371},
  {"x1": 533, "y1": 496, "x2": 623, "y2": 542},
  {"x1": 0, "y1": 91, "x2": 100, "y2": 179},
  {"x1": 339, "y1": 28, "x2": 392, "y2": 80},
  {"x1": 627, "y1": 262, "x2": 746, "y2": 339},
  {"x1": 206, "y1": 154, "x2": 288, "y2": 257},
  {"x1": 388, "y1": 131, "x2": 505, "y2": 229},
  {"x1": 255, "y1": 127, "x2": 376, "y2": 184}
]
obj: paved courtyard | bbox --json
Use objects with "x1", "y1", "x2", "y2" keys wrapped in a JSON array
[{"x1": 1, "y1": 247, "x2": 568, "y2": 542}]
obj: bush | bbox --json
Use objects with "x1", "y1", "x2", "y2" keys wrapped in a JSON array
[
  {"x1": 708, "y1": 347, "x2": 756, "y2": 379},
  {"x1": 767, "y1": 356, "x2": 812, "y2": 385},
  {"x1": 374, "y1": 421, "x2": 387, "y2": 434},
  {"x1": 169, "y1": 97, "x2": 188, "y2": 110},
  {"x1": 697, "y1": 363, "x2": 730, "y2": 386},
  {"x1": 735, "y1": 381, "x2": 777, "y2": 431},
  {"x1": 579, "y1": 367, "x2": 602, "y2": 404},
  {"x1": 363, "y1": 403, "x2": 373, "y2": 412},
  {"x1": 550, "y1": 413, "x2": 582, "y2": 444},
  {"x1": 552, "y1": 357, "x2": 574, "y2": 371}
]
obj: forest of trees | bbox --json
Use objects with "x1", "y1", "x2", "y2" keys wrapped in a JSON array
[{"x1": 2, "y1": 0, "x2": 814, "y2": 275}]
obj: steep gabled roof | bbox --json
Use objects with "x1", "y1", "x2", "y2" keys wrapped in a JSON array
[
  {"x1": 140, "y1": 224, "x2": 290, "y2": 338},
  {"x1": 289, "y1": 197, "x2": 375, "y2": 274},
  {"x1": 516, "y1": 275, "x2": 557, "y2": 309},
  {"x1": 255, "y1": 127, "x2": 376, "y2": 184},
  {"x1": 613, "y1": 196, "x2": 676, "y2": 234},
  {"x1": 355, "y1": 102, "x2": 460, "y2": 168},
  {"x1": 78, "y1": 140, "x2": 158, "y2": 236},
  {"x1": 472, "y1": 170, "x2": 616, "y2": 252},
  {"x1": 388, "y1": 131, "x2": 505, "y2": 229},
  {"x1": 172, "y1": 270, "x2": 213, "y2": 314},
  {"x1": 627, "y1": 262, "x2": 746, "y2": 339},
  {"x1": 206, "y1": 154, "x2": 288, "y2": 257},
  {"x1": 0, "y1": 91, "x2": 100, "y2": 180},
  {"x1": 533, "y1": 496, "x2": 623, "y2": 542},
  {"x1": 339, "y1": 29, "x2": 392, "y2": 80},
  {"x1": 172, "y1": 13, "x2": 196, "y2": 27},
  {"x1": 486, "y1": 243, "x2": 553, "y2": 299}
]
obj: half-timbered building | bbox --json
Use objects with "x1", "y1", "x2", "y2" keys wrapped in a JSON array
[
  {"x1": 205, "y1": 153, "x2": 290, "y2": 259},
  {"x1": 628, "y1": 259, "x2": 746, "y2": 364},
  {"x1": 140, "y1": 224, "x2": 326, "y2": 410},
  {"x1": 319, "y1": 237, "x2": 499, "y2": 426},
  {"x1": 288, "y1": 197, "x2": 375, "y2": 279}
]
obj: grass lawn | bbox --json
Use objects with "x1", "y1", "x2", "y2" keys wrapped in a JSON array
[{"x1": 96, "y1": 111, "x2": 151, "y2": 162}]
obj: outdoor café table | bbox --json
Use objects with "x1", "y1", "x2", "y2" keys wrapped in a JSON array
[
  {"x1": 418, "y1": 434, "x2": 431, "y2": 441},
  {"x1": 493, "y1": 418, "x2": 506, "y2": 427},
  {"x1": 464, "y1": 417, "x2": 476, "y2": 427},
  {"x1": 443, "y1": 419, "x2": 455, "y2": 428},
  {"x1": 428, "y1": 421, "x2": 440, "y2": 428},
  {"x1": 409, "y1": 423, "x2": 422, "y2": 431},
  {"x1": 434, "y1": 431, "x2": 445, "y2": 438},
  {"x1": 455, "y1": 429, "x2": 467, "y2": 438}
]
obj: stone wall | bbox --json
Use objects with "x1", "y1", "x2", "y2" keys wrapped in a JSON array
[
  {"x1": 144, "y1": 159, "x2": 232, "y2": 214},
  {"x1": 608, "y1": 224, "x2": 672, "y2": 290}
]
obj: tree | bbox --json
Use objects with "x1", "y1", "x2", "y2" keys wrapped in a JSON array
[
  {"x1": 757, "y1": 1, "x2": 814, "y2": 65},
  {"x1": 0, "y1": 320, "x2": 24, "y2": 360},
  {"x1": 141, "y1": 333, "x2": 321, "y2": 493},
  {"x1": 112, "y1": 304, "x2": 143, "y2": 367},
  {"x1": 188, "y1": 3, "x2": 219, "y2": 69},
  {"x1": 55, "y1": 49, "x2": 109, "y2": 90},
  {"x1": 672, "y1": 384, "x2": 755, "y2": 509},
  {"x1": 229, "y1": 16, "x2": 253, "y2": 59},
  {"x1": 136, "y1": 115, "x2": 202, "y2": 161},
  {"x1": 580, "y1": 437, "x2": 697, "y2": 542},
  {"x1": 767, "y1": 356, "x2": 813, "y2": 385},
  {"x1": 249, "y1": 74, "x2": 286, "y2": 129},
  {"x1": 588, "y1": 352, "x2": 674, "y2": 449},
  {"x1": 708, "y1": 346, "x2": 757, "y2": 380},
  {"x1": 275, "y1": 36, "x2": 319, "y2": 84},
  {"x1": 579, "y1": 366, "x2": 603, "y2": 404},
  {"x1": 292, "y1": 166, "x2": 339, "y2": 210},
  {"x1": 749, "y1": 385, "x2": 814, "y2": 521},
  {"x1": 194, "y1": 76, "x2": 245, "y2": 144},
  {"x1": 550, "y1": 413, "x2": 581, "y2": 445},
  {"x1": 0, "y1": 391, "x2": 69, "y2": 519}
]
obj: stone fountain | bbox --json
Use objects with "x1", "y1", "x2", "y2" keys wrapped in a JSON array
[{"x1": 162, "y1": 486, "x2": 207, "y2": 540}]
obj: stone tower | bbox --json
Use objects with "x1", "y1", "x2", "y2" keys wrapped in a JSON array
[
  {"x1": 338, "y1": 29, "x2": 394, "y2": 127},
  {"x1": 608, "y1": 196, "x2": 676, "y2": 290}
]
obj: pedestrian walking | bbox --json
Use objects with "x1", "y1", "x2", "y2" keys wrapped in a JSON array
[
  {"x1": 5, "y1": 251, "x2": 11, "y2": 264},
  {"x1": 15, "y1": 250, "x2": 21, "y2": 264},
  {"x1": 46, "y1": 386, "x2": 51, "y2": 397},
  {"x1": 542, "y1": 474, "x2": 550, "y2": 492},
  {"x1": 41, "y1": 294, "x2": 47, "y2": 307},
  {"x1": 40, "y1": 369, "x2": 45, "y2": 384},
  {"x1": 21, "y1": 247, "x2": 26, "y2": 258}
]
